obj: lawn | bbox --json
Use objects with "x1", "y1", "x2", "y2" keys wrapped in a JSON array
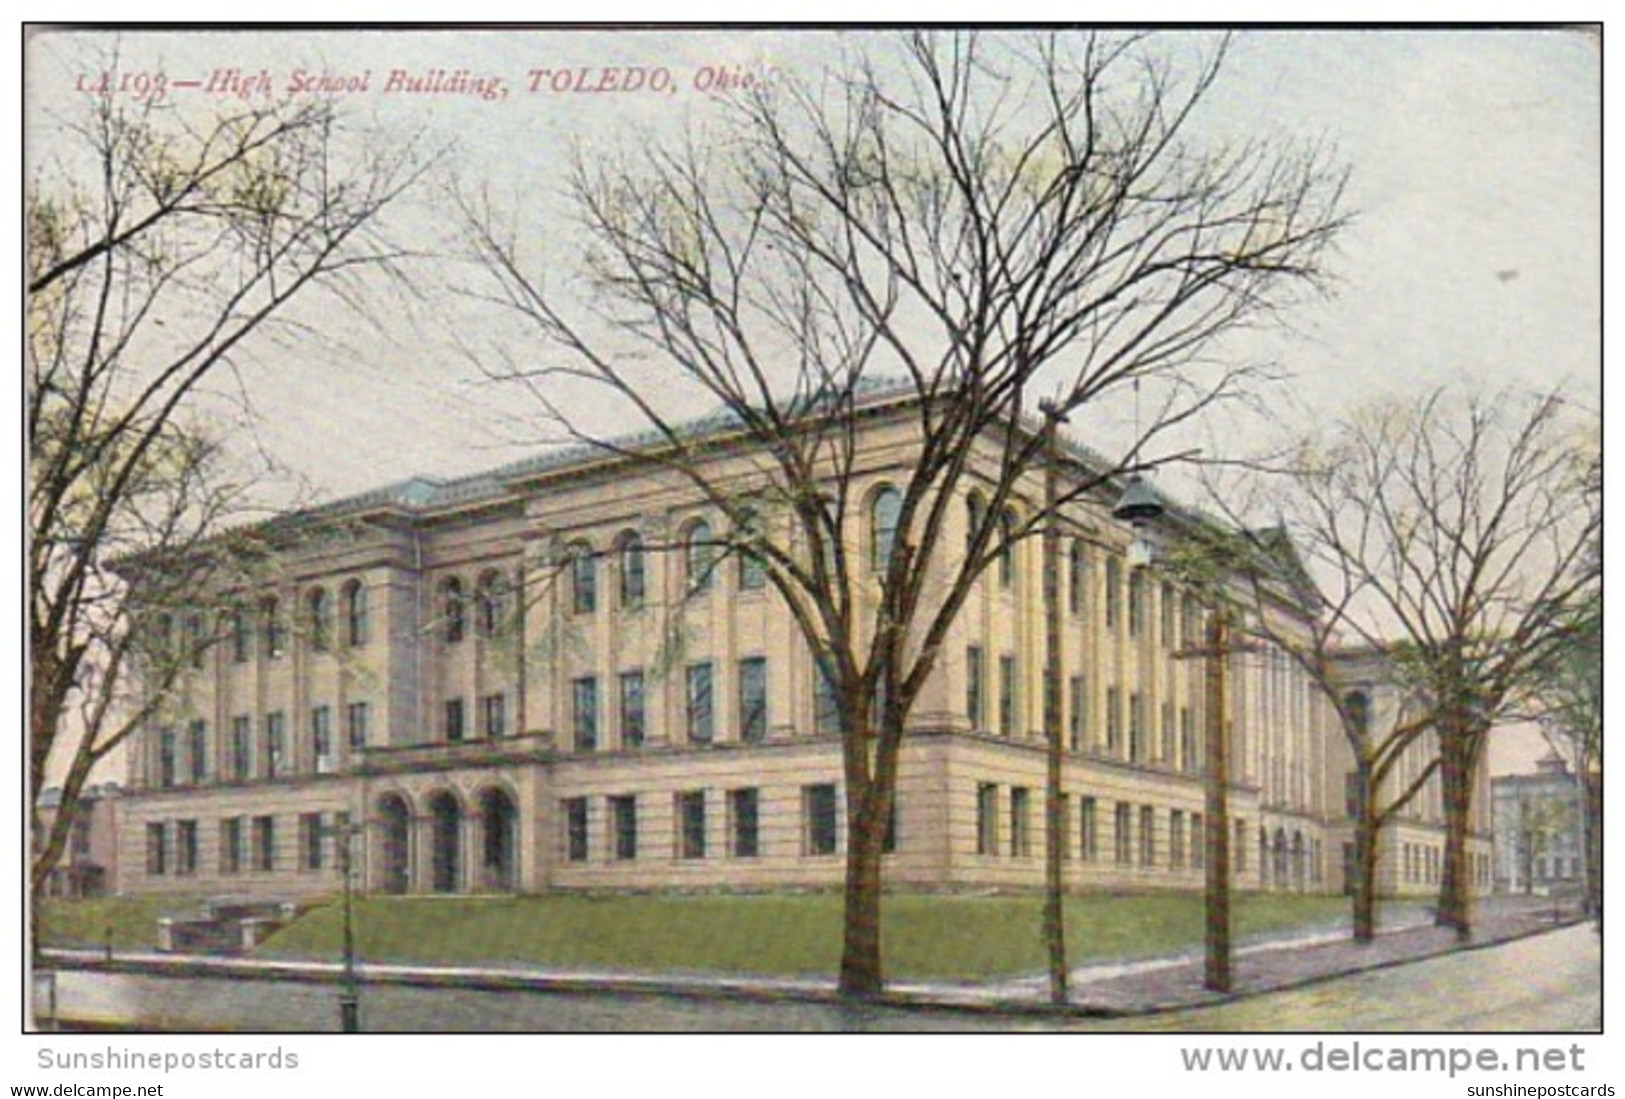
[
  {"x1": 36, "y1": 894, "x2": 209, "y2": 953},
  {"x1": 246, "y1": 891, "x2": 1348, "y2": 981}
]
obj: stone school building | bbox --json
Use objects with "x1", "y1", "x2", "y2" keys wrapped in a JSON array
[{"x1": 115, "y1": 394, "x2": 1491, "y2": 901}]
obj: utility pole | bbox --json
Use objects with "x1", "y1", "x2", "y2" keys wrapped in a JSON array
[
  {"x1": 1040, "y1": 401, "x2": 1069, "y2": 1006},
  {"x1": 336, "y1": 819, "x2": 361, "y2": 1032},
  {"x1": 1202, "y1": 609, "x2": 1233, "y2": 993}
]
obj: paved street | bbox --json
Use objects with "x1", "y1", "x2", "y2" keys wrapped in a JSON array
[{"x1": 42, "y1": 923, "x2": 1598, "y2": 1033}]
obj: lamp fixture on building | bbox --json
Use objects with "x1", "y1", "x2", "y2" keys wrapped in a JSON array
[{"x1": 1112, "y1": 474, "x2": 1164, "y2": 567}]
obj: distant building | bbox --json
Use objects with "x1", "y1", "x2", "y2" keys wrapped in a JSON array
[
  {"x1": 1493, "y1": 750, "x2": 1584, "y2": 896},
  {"x1": 35, "y1": 783, "x2": 122, "y2": 898}
]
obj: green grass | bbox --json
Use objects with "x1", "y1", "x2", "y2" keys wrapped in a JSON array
[
  {"x1": 37, "y1": 894, "x2": 209, "y2": 953},
  {"x1": 243, "y1": 892, "x2": 1347, "y2": 981}
]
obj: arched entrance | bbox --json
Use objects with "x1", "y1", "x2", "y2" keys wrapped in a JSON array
[
  {"x1": 429, "y1": 791, "x2": 463, "y2": 894},
  {"x1": 378, "y1": 794, "x2": 412, "y2": 895},
  {"x1": 1292, "y1": 831, "x2": 1306, "y2": 891},
  {"x1": 1272, "y1": 828, "x2": 1288, "y2": 891},
  {"x1": 480, "y1": 787, "x2": 519, "y2": 892}
]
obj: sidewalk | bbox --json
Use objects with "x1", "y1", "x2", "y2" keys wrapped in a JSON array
[{"x1": 42, "y1": 896, "x2": 1584, "y2": 1020}]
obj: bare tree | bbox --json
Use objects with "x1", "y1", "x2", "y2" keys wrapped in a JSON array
[
  {"x1": 28, "y1": 74, "x2": 429, "y2": 940},
  {"x1": 457, "y1": 30, "x2": 1345, "y2": 995},
  {"x1": 1276, "y1": 386, "x2": 1598, "y2": 940}
]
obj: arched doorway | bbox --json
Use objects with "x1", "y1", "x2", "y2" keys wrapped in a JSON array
[
  {"x1": 378, "y1": 794, "x2": 412, "y2": 895},
  {"x1": 429, "y1": 791, "x2": 463, "y2": 894},
  {"x1": 480, "y1": 787, "x2": 519, "y2": 892},
  {"x1": 1272, "y1": 828, "x2": 1288, "y2": 892},
  {"x1": 1292, "y1": 831, "x2": 1306, "y2": 891}
]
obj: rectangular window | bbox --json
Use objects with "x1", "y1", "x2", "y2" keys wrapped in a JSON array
[
  {"x1": 998, "y1": 654, "x2": 1017, "y2": 737},
  {"x1": 1114, "y1": 802, "x2": 1133, "y2": 866},
  {"x1": 1171, "y1": 809, "x2": 1186, "y2": 870},
  {"x1": 1192, "y1": 812, "x2": 1205, "y2": 870},
  {"x1": 966, "y1": 646, "x2": 985, "y2": 730},
  {"x1": 1106, "y1": 687, "x2": 1122, "y2": 753},
  {"x1": 146, "y1": 822, "x2": 167, "y2": 876},
  {"x1": 231, "y1": 717, "x2": 251, "y2": 781},
  {"x1": 1068, "y1": 542, "x2": 1084, "y2": 615},
  {"x1": 610, "y1": 795, "x2": 637, "y2": 861},
  {"x1": 220, "y1": 818, "x2": 244, "y2": 875},
  {"x1": 264, "y1": 713, "x2": 285, "y2": 778},
  {"x1": 738, "y1": 657, "x2": 768, "y2": 743},
  {"x1": 729, "y1": 788, "x2": 760, "y2": 859},
  {"x1": 813, "y1": 659, "x2": 840, "y2": 735},
  {"x1": 1105, "y1": 558, "x2": 1122, "y2": 630},
  {"x1": 1079, "y1": 796, "x2": 1098, "y2": 862},
  {"x1": 187, "y1": 720, "x2": 208, "y2": 784},
  {"x1": 678, "y1": 790, "x2": 706, "y2": 859},
  {"x1": 483, "y1": 693, "x2": 508, "y2": 739},
  {"x1": 1056, "y1": 794, "x2": 1071, "y2": 861},
  {"x1": 687, "y1": 662, "x2": 715, "y2": 744},
  {"x1": 803, "y1": 783, "x2": 839, "y2": 856},
  {"x1": 1161, "y1": 583, "x2": 1177, "y2": 648},
  {"x1": 346, "y1": 702, "x2": 370, "y2": 752},
  {"x1": 619, "y1": 670, "x2": 646, "y2": 749},
  {"x1": 564, "y1": 797, "x2": 589, "y2": 863},
  {"x1": 157, "y1": 728, "x2": 176, "y2": 789},
  {"x1": 299, "y1": 812, "x2": 325, "y2": 871},
  {"x1": 175, "y1": 820, "x2": 198, "y2": 876},
  {"x1": 1161, "y1": 701, "x2": 1176, "y2": 767},
  {"x1": 572, "y1": 551, "x2": 597, "y2": 615},
  {"x1": 253, "y1": 815, "x2": 275, "y2": 872},
  {"x1": 1068, "y1": 675, "x2": 1085, "y2": 751},
  {"x1": 445, "y1": 698, "x2": 466, "y2": 743},
  {"x1": 1180, "y1": 707, "x2": 1197, "y2": 774},
  {"x1": 231, "y1": 611, "x2": 251, "y2": 663},
  {"x1": 1010, "y1": 786, "x2": 1031, "y2": 857},
  {"x1": 976, "y1": 782, "x2": 998, "y2": 856},
  {"x1": 311, "y1": 706, "x2": 332, "y2": 771},
  {"x1": 572, "y1": 677, "x2": 598, "y2": 751},
  {"x1": 1129, "y1": 692, "x2": 1146, "y2": 762}
]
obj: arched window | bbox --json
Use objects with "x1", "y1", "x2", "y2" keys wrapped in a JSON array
[
  {"x1": 308, "y1": 588, "x2": 332, "y2": 651},
  {"x1": 344, "y1": 579, "x2": 369, "y2": 647},
  {"x1": 261, "y1": 597, "x2": 285, "y2": 660},
  {"x1": 870, "y1": 486, "x2": 901, "y2": 573},
  {"x1": 616, "y1": 531, "x2": 646, "y2": 609},
  {"x1": 568, "y1": 542, "x2": 596, "y2": 615},
  {"x1": 686, "y1": 520, "x2": 715, "y2": 594},
  {"x1": 966, "y1": 491, "x2": 986, "y2": 559},
  {"x1": 441, "y1": 577, "x2": 466, "y2": 644},
  {"x1": 998, "y1": 508, "x2": 1017, "y2": 588},
  {"x1": 736, "y1": 511, "x2": 766, "y2": 591},
  {"x1": 477, "y1": 570, "x2": 507, "y2": 637}
]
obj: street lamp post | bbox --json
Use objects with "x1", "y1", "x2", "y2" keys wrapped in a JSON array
[{"x1": 333, "y1": 819, "x2": 363, "y2": 1032}]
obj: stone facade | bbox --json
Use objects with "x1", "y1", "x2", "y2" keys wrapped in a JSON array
[{"x1": 114, "y1": 401, "x2": 1485, "y2": 902}]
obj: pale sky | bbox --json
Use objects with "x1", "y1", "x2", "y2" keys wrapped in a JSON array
[{"x1": 24, "y1": 27, "x2": 1601, "y2": 776}]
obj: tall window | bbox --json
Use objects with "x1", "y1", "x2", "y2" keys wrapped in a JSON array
[
  {"x1": 569, "y1": 543, "x2": 597, "y2": 615},
  {"x1": 1180, "y1": 707, "x2": 1197, "y2": 774},
  {"x1": 311, "y1": 706, "x2": 332, "y2": 769},
  {"x1": 1010, "y1": 787, "x2": 1032, "y2": 857},
  {"x1": 1192, "y1": 812, "x2": 1205, "y2": 869},
  {"x1": 146, "y1": 822, "x2": 167, "y2": 875},
  {"x1": 610, "y1": 795, "x2": 637, "y2": 860},
  {"x1": 617, "y1": 532, "x2": 646, "y2": 609},
  {"x1": 998, "y1": 654, "x2": 1017, "y2": 737},
  {"x1": 738, "y1": 657, "x2": 768, "y2": 743},
  {"x1": 998, "y1": 509, "x2": 1017, "y2": 588},
  {"x1": 1068, "y1": 540, "x2": 1086, "y2": 614},
  {"x1": 482, "y1": 693, "x2": 508, "y2": 739},
  {"x1": 299, "y1": 813, "x2": 324, "y2": 871},
  {"x1": 976, "y1": 783, "x2": 998, "y2": 856},
  {"x1": 1127, "y1": 570, "x2": 1146, "y2": 638},
  {"x1": 445, "y1": 698, "x2": 466, "y2": 743},
  {"x1": 677, "y1": 791, "x2": 707, "y2": 859},
  {"x1": 686, "y1": 520, "x2": 715, "y2": 593},
  {"x1": 441, "y1": 577, "x2": 466, "y2": 643},
  {"x1": 1114, "y1": 802, "x2": 1133, "y2": 866},
  {"x1": 344, "y1": 579, "x2": 369, "y2": 647},
  {"x1": 1104, "y1": 557, "x2": 1121, "y2": 631},
  {"x1": 1171, "y1": 810, "x2": 1186, "y2": 870},
  {"x1": 1106, "y1": 686, "x2": 1122, "y2": 754},
  {"x1": 1160, "y1": 583, "x2": 1176, "y2": 648},
  {"x1": 231, "y1": 716, "x2": 251, "y2": 781},
  {"x1": 230, "y1": 610, "x2": 251, "y2": 663},
  {"x1": 187, "y1": 720, "x2": 208, "y2": 784},
  {"x1": 264, "y1": 712, "x2": 285, "y2": 778},
  {"x1": 308, "y1": 588, "x2": 332, "y2": 652},
  {"x1": 955, "y1": 646, "x2": 982, "y2": 731},
  {"x1": 813, "y1": 660, "x2": 840, "y2": 735},
  {"x1": 1161, "y1": 700, "x2": 1176, "y2": 766},
  {"x1": 729, "y1": 788, "x2": 760, "y2": 858},
  {"x1": 803, "y1": 783, "x2": 839, "y2": 856},
  {"x1": 1068, "y1": 675, "x2": 1086, "y2": 751},
  {"x1": 477, "y1": 571, "x2": 506, "y2": 638},
  {"x1": 176, "y1": 820, "x2": 198, "y2": 876},
  {"x1": 686, "y1": 662, "x2": 715, "y2": 744},
  {"x1": 572, "y1": 677, "x2": 598, "y2": 751},
  {"x1": 185, "y1": 615, "x2": 206, "y2": 669},
  {"x1": 253, "y1": 815, "x2": 275, "y2": 872},
  {"x1": 262, "y1": 597, "x2": 285, "y2": 660},
  {"x1": 1079, "y1": 796, "x2": 1098, "y2": 862},
  {"x1": 1140, "y1": 805, "x2": 1156, "y2": 867},
  {"x1": 220, "y1": 818, "x2": 244, "y2": 874},
  {"x1": 346, "y1": 702, "x2": 370, "y2": 752},
  {"x1": 619, "y1": 670, "x2": 646, "y2": 749},
  {"x1": 870, "y1": 486, "x2": 901, "y2": 573},
  {"x1": 1129, "y1": 691, "x2": 1146, "y2": 762},
  {"x1": 736, "y1": 511, "x2": 766, "y2": 591},
  {"x1": 564, "y1": 798, "x2": 589, "y2": 862}
]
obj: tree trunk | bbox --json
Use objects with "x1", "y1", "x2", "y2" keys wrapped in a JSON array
[
  {"x1": 1582, "y1": 772, "x2": 1602, "y2": 921},
  {"x1": 1352, "y1": 777, "x2": 1380, "y2": 942},
  {"x1": 838, "y1": 784, "x2": 887, "y2": 998},
  {"x1": 1435, "y1": 740, "x2": 1476, "y2": 941}
]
